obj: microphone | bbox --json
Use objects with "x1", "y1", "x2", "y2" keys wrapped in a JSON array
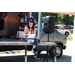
[{"x1": 30, "y1": 29, "x2": 32, "y2": 34}]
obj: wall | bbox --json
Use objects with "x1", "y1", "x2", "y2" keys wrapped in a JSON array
[
  {"x1": 20, "y1": 12, "x2": 28, "y2": 16},
  {"x1": 3, "y1": 12, "x2": 20, "y2": 37},
  {"x1": 3, "y1": 12, "x2": 29, "y2": 37}
]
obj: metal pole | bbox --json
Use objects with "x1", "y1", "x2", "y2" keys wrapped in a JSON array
[
  {"x1": 28, "y1": 12, "x2": 32, "y2": 18},
  {"x1": 54, "y1": 46, "x2": 56, "y2": 62},
  {"x1": 38, "y1": 12, "x2": 41, "y2": 38},
  {"x1": 25, "y1": 46, "x2": 27, "y2": 62},
  {"x1": 71, "y1": 15, "x2": 75, "y2": 62},
  {"x1": 30, "y1": 12, "x2": 32, "y2": 17},
  {"x1": 47, "y1": 34, "x2": 49, "y2": 62}
]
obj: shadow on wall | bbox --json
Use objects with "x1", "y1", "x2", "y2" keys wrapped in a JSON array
[{"x1": 3, "y1": 12, "x2": 20, "y2": 37}]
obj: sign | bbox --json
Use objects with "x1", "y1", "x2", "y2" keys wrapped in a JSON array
[{"x1": 17, "y1": 31, "x2": 26, "y2": 38}]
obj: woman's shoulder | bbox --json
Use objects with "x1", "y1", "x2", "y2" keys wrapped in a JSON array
[
  {"x1": 34, "y1": 27, "x2": 36, "y2": 30},
  {"x1": 25, "y1": 26, "x2": 29, "y2": 32},
  {"x1": 25, "y1": 26, "x2": 28, "y2": 30}
]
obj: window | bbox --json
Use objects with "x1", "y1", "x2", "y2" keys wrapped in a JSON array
[{"x1": 58, "y1": 27, "x2": 64, "y2": 30}]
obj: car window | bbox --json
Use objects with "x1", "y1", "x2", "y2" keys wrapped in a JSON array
[
  {"x1": 41, "y1": 20, "x2": 44, "y2": 29},
  {"x1": 58, "y1": 27, "x2": 64, "y2": 30},
  {"x1": 42, "y1": 22, "x2": 44, "y2": 29}
]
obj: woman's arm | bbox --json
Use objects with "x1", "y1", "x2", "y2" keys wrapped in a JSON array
[
  {"x1": 34, "y1": 27, "x2": 36, "y2": 39},
  {"x1": 24, "y1": 27, "x2": 29, "y2": 37}
]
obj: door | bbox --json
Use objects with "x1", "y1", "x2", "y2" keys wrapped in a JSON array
[{"x1": 57, "y1": 27, "x2": 65, "y2": 34}]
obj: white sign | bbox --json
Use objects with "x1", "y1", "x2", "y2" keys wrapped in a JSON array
[{"x1": 28, "y1": 34, "x2": 35, "y2": 38}]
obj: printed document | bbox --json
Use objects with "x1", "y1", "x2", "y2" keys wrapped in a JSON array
[{"x1": 28, "y1": 34, "x2": 35, "y2": 38}]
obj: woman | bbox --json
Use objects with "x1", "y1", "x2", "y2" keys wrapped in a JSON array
[{"x1": 24, "y1": 17, "x2": 40, "y2": 59}]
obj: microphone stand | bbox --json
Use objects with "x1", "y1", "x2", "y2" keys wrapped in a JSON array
[
  {"x1": 43, "y1": 33, "x2": 49, "y2": 62},
  {"x1": 43, "y1": 32, "x2": 55, "y2": 62}
]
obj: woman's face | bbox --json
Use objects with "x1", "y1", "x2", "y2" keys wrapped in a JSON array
[{"x1": 29, "y1": 22, "x2": 33, "y2": 28}]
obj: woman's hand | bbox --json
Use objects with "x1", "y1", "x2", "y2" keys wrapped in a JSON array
[
  {"x1": 33, "y1": 34, "x2": 36, "y2": 39},
  {"x1": 28, "y1": 31, "x2": 31, "y2": 35},
  {"x1": 25, "y1": 34, "x2": 29, "y2": 37},
  {"x1": 25, "y1": 31, "x2": 31, "y2": 37},
  {"x1": 34, "y1": 36, "x2": 36, "y2": 39}
]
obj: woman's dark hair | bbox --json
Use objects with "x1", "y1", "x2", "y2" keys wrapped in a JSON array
[{"x1": 27, "y1": 17, "x2": 34, "y2": 30}]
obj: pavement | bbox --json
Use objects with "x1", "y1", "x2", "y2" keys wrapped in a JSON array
[
  {"x1": 0, "y1": 41, "x2": 72, "y2": 62},
  {"x1": 67, "y1": 34, "x2": 73, "y2": 38}
]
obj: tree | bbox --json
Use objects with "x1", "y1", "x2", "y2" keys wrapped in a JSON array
[
  {"x1": 41, "y1": 12, "x2": 58, "y2": 24},
  {"x1": 41, "y1": 12, "x2": 74, "y2": 25},
  {"x1": 58, "y1": 14, "x2": 74, "y2": 25}
]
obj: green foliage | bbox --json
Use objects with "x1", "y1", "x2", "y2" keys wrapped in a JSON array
[
  {"x1": 41, "y1": 12, "x2": 74, "y2": 25},
  {"x1": 67, "y1": 37, "x2": 73, "y2": 41},
  {"x1": 58, "y1": 14, "x2": 74, "y2": 25}
]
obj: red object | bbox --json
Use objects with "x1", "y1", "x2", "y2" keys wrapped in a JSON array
[
  {"x1": 50, "y1": 12, "x2": 75, "y2": 15},
  {"x1": 63, "y1": 26, "x2": 68, "y2": 29}
]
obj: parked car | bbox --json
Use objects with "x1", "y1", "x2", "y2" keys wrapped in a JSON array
[
  {"x1": 55, "y1": 24, "x2": 68, "y2": 29},
  {"x1": 68, "y1": 25, "x2": 74, "y2": 29},
  {"x1": 55, "y1": 25, "x2": 70, "y2": 37}
]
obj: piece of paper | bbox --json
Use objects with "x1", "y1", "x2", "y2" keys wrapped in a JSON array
[{"x1": 28, "y1": 34, "x2": 35, "y2": 38}]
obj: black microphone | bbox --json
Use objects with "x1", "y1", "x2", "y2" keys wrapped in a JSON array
[{"x1": 30, "y1": 29, "x2": 32, "y2": 34}]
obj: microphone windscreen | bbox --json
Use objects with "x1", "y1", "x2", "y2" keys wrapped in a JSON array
[{"x1": 30, "y1": 29, "x2": 32, "y2": 31}]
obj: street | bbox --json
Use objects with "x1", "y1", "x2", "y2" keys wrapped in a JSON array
[{"x1": 0, "y1": 41, "x2": 72, "y2": 62}]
